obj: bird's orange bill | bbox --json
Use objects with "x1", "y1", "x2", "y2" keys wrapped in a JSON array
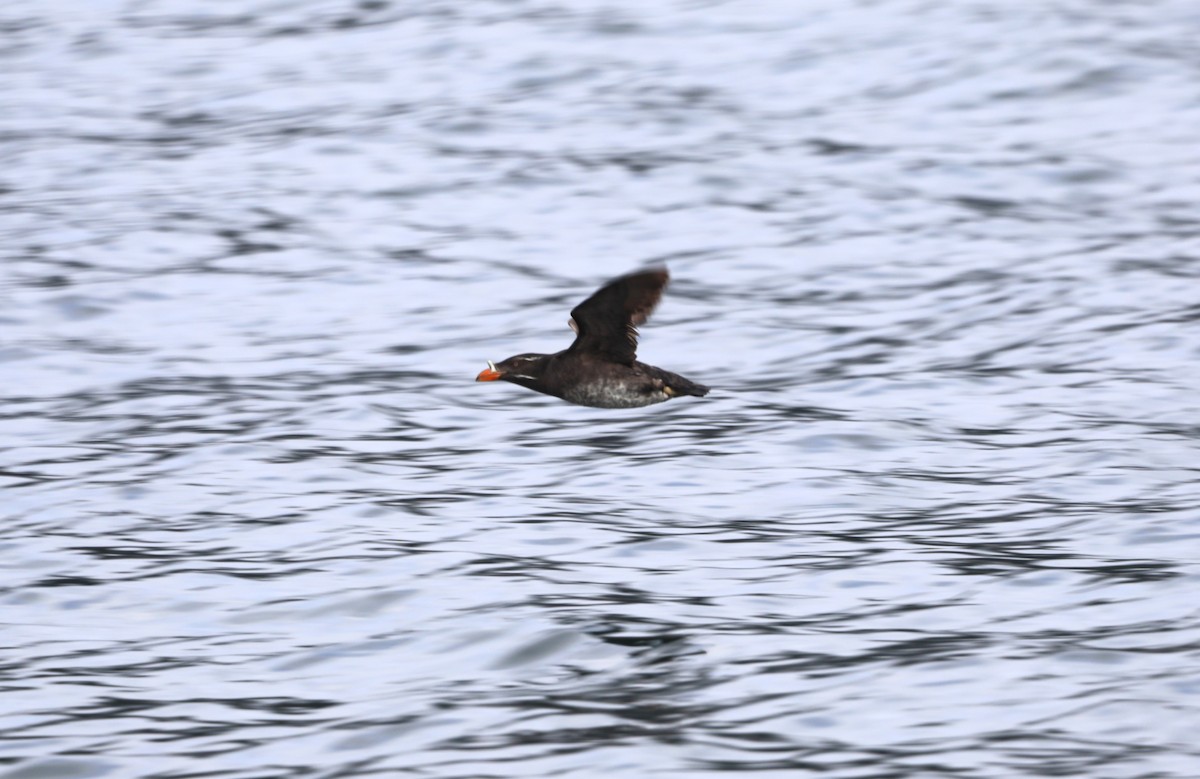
[{"x1": 476, "y1": 366, "x2": 502, "y2": 381}]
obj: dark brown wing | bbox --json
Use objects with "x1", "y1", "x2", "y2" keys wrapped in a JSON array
[{"x1": 566, "y1": 268, "x2": 668, "y2": 364}]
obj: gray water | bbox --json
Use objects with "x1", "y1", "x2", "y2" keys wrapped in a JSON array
[{"x1": 3, "y1": 1, "x2": 1200, "y2": 777}]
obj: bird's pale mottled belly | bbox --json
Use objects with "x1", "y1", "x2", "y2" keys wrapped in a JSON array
[{"x1": 561, "y1": 379, "x2": 668, "y2": 409}]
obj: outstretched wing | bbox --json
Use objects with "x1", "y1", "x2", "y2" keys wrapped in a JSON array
[{"x1": 566, "y1": 268, "x2": 668, "y2": 364}]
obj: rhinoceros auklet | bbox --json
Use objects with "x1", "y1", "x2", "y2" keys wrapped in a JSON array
[{"x1": 475, "y1": 268, "x2": 709, "y2": 408}]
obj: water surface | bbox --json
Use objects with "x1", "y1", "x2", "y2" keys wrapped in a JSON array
[{"x1": 3, "y1": 1, "x2": 1200, "y2": 777}]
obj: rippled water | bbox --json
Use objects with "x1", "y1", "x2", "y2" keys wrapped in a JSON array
[{"x1": 4, "y1": 1, "x2": 1200, "y2": 777}]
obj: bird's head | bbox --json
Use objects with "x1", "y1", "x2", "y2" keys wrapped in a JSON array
[{"x1": 475, "y1": 354, "x2": 548, "y2": 386}]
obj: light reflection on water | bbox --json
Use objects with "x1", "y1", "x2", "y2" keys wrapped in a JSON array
[{"x1": 3, "y1": 0, "x2": 1200, "y2": 777}]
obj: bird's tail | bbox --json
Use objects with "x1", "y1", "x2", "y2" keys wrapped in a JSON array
[{"x1": 665, "y1": 376, "x2": 710, "y2": 398}]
